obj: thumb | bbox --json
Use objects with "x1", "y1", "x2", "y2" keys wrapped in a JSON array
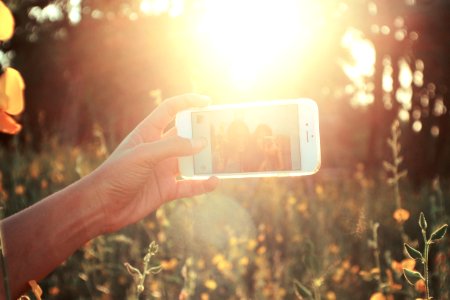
[{"x1": 130, "y1": 136, "x2": 207, "y2": 167}]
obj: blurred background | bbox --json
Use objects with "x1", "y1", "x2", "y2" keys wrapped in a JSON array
[{"x1": 1, "y1": 0, "x2": 449, "y2": 299}]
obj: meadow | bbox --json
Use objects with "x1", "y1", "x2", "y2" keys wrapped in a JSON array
[
  {"x1": 1, "y1": 121, "x2": 448, "y2": 300},
  {"x1": 1, "y1": 1, "x2": 449, "y2": 299}
]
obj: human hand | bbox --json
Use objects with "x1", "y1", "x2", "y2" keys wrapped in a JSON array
[{"x1": 87, "y1": 94, "x2": 219, "y2": 233}]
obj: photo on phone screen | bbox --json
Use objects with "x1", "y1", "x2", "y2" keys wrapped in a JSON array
[{"x1": 191, "y1": 104, "x2": 301, "y2": 175}]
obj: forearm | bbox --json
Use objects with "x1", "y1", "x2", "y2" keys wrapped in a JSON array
[{"x1": 0, "y1": 174, "x2": 104, "y2": 298}]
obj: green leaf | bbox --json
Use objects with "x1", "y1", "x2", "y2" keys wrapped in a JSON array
[
  {"x1": 404, "y1": 243, "x2": 423, "y2": 260},
  {"x1": 430, "y1": 224, "x2": 448, "y2": 242},
  {"x1": 419, "y1": 212, "x2": 427, "y2": 230},
  {"x1": 293, "y1": 279, "x2": 313, "y2": 299},
  {"x1": 403, "y1": 268, "x2": 424, "y2": 285}
]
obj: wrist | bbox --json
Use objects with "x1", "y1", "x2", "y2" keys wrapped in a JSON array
[{"x1": 69, "y1": 173, "x2": 108, "y2": 238}]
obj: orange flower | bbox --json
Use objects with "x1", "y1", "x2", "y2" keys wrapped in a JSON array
[
  {"x1": 370, "y1": 292, "x2": 386, "y2": 300},
  {"x1": 0, "y1": 110, "x2": 21, "y2": 134},
  {"x1": 391, "y1": 258, "x2": 415, "y2": 275},
  {"x1": 393, "y1": 208, "x2": 410, "y2": 224},
  {"x1": 0, "y1": 67, "x2": 25, "y2": 135},
  {"x1": 14, "y1": 184, "x2": 25, "y2": 195},
  {"x1": 401, "y1": 258, "x2": 416, "y2": 271},
  {"x1": 415, "y1": 279, "x2": 426, "y2": 293},
  {"x1": 48, "y1": 286, "x2": 60, "y2": 296},
  {"x1": 161, "y1": 258, "x2": 178, "y2": 271},
  {"x1": 0, "y1": 68, "x2": 25, "y2": 115}
]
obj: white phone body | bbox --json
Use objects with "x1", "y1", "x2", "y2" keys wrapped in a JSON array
[{"x1": 176, "y1": 98, "x2": 321, "y2": 179}]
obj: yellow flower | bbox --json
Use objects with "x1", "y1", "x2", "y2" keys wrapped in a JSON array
[
  {"x1": 212, "y1": 254, "x2": 225, "y2": 265},
  {"x1": 287, "y1": 195, "x2": 297, "y2": 205},
  {"x1": 315, "y1": 184, "x2": 324, "y2": 197},
  {"x1": 204, "y1": 279, "x2": 217, "y2": 290},
  {"x1": 239, "y1": 256, "x2": 249, "y2": 267},
  {"x1": 257, "y1": 246, "x2": 267, "y2": 255},
  {"x1": 247, "y1": 239, "x2": 258, "y2": 251},
  {"x1": 0, "y1": 1, "x2": 14, "y2": 41}
]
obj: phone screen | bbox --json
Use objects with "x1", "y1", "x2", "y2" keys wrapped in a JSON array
[{"x1": 191, "y1": 104, "x2": 301, "y2": 175}]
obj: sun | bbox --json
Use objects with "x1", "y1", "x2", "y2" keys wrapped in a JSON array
[{"x1": 193, "y1": 0, "x2": 325, "y2": 89}]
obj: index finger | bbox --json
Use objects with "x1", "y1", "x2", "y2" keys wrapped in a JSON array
[{"x1": 137, "y1": 94, "x2": 211, "y2": 141}]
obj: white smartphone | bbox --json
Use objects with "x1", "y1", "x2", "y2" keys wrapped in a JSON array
[{"x1": 176, "y1": 98, "x2": 321, "y2": 179}]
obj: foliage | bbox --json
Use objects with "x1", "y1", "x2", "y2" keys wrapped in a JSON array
[
  {"x1": 1, "y1": 0, "x2": 450, "y2": 299},
  {"x1": 1, "y1": 130, "x2": 449, "y2": 299},
  {"x1": 403, "y1": 212, "x2": 448, "y2": 300}
]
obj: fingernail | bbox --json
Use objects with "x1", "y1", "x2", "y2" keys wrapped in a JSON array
[{"x1": 191, "y1": 137, "x2": 207, "y2": 148}]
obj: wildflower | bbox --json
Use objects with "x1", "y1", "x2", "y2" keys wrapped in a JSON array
[
  {"x1": 332, "y1": 267, "x2": 345, "y2": 283},
  {"x1": 40, "y1": 179, "x2": 48, "y2": 190},
  {"x1": 229, "y1": 236, "x2": 238, "y2": 246},
  {"x1": 239, "y1": 256, "x2": 249, "y2": 267},
  {"x1": 150, "y1": 281, "x2": 161, "y2": 297},
  {"x1": 275, "y1": 233, "x2": 284, "y2": 243},
  {"x1": 257, "y1": 246, "x2": 267, "y2": 255},
  {"x1": 246, "y1": 239, "x2": 257, "y2": 251},
  {"x1": 197, "y1": 258, "x2": 205, "y2": 269},
  {"x1": 393, "y1": 208, "x2": 410, "y2": 224},
  {"x1": 315, "y1": 184, "x2": 324, "y2": 197},
  {"x1": 204, "y1": 279, "x2": 217, "y2": 290},
  {"x1": 29, "y1": 160, "x2": 40, "y2": 179},
  {"x1": 157, "y1": 231, "x2": 166, "y2": 243},
  {"x1": 297, "y1": 202, "x2": 308, "y2": 214},
  {"x1": 414, "y1": 279, "x2": 426, "y2": 293},
  {"x1": 257, "y1": 233, "x2": 265, "y2": 242},
  {"x1": 15, "y1": 184, "x2": 25, "y2": 195},
  {"x1": 178, "y1": 289, "x2": 189, "y2": 300},
  {"x1": 370, "y1": 292, "x2": 387, "y2": 300},
  {"x1": 287, "y1": 195, "x2": 297, "y2": 205},
  {"x1": 327, "y1": 243, "x2": 340, "y2": 255},
  {"x1": 326, "y1": 291, "x2": 337, "y2": 300},
  {"x1": 161, "y1": 258, "x2": 178, "y2": 271},
  {"x1": 48, "y1": 286, "x2": 60, "y2": 296},
  {"x1": 145, "y1": 221, "x2": 156, "y2": 230},
  {"x1": 391, "y1": 258, "x2": 415, "y2": 275},
  {"x1": 200, "y1": 293, "x2": 210, "y2": 300},
  {"x1": 0, "y1": 67, "x2": 25, "y2": 135},
  {"x1": 0, "y1": 1, "x2": 14, "y2": 40}
]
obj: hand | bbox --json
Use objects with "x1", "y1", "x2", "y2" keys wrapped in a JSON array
[{"x1": 87, "y1": 94, "x2": 219, "y2": 233}]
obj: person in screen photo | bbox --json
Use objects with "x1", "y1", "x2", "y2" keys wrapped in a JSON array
[
  {"x1": 246, "y1": 124, "x2": 284, "y2": 172},
  {"x1": 221, "y1": 119, "x2": 251, "y2": 173}
]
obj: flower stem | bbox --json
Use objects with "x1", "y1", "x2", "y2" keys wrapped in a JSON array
[{"x1": 422, "y1": 229, "x2": 430, "y2": 300}]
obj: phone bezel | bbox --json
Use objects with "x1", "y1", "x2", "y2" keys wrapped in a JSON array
[{"x1": 176, "y1": 98, "x2": 321, "y2": 179}]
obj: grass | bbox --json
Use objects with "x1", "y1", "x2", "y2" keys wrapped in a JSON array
[{"x1": 0, "y1": 127, "x2": 449, "y2": 299}]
